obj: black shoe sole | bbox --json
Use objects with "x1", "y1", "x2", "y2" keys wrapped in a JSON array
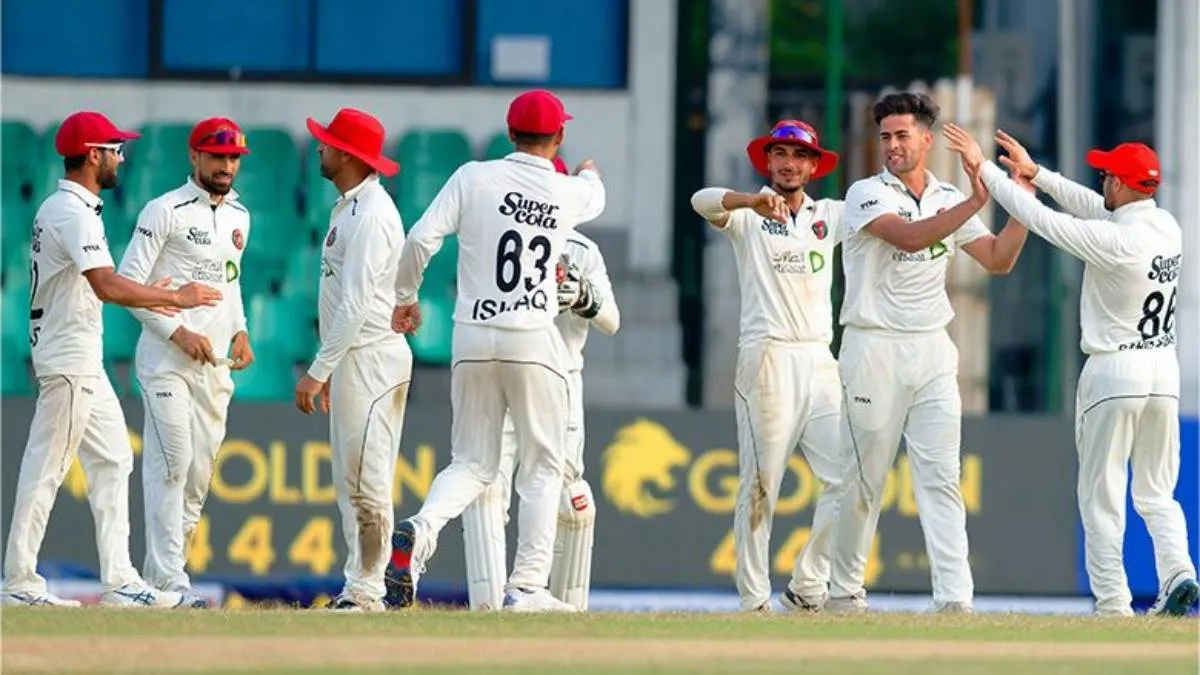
[
  {"x1": 383, "y1": 520, "x2": 416, "y2": 609},
  {"x1": 1159, "y1": 580, "x2": 1200, "y2": 617}
]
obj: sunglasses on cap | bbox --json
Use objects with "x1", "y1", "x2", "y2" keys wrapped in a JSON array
[
  {"x1": 770, "y1": 125, "x2": 817, "y2": 145},
  {"x1": 198, "y1": 129, "x2": 248, "y2": 149},
  {"x1": 84, "y1": 142, "x2": 125, "y2": 158},
  {"x1": 1099, "y1": 170, "x2": 1159, "y2": 190}
]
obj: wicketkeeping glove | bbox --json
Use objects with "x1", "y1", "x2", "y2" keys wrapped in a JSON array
[{"x1": 555, "y1": 255, "x2": 602, "y2": 318}]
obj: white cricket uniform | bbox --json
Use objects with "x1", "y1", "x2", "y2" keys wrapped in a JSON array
[
  {"x1": 3, "y1": 180, "x2": 142, "y2": 595},
  {"x1": 462, "y1": 230, "x2": 619, "y2": 610},
  {"x1": 117, "y1": 178, "x2": 249, "y2": 591},
  {"x1": 310, "y1": 174, "x2": 413, "y2": 604},
  {"x1": 983, "y1": 161, "x2": 1194, "y2": 615},
  {"x1": 830, "y1": 169, "x2": 990, "y2": 606},
  {"x1": 396, "y1": 152, "x2": 605, "y2": 591},
  {"x1": 706, "y1": 188, "x2": 848, "y2": 611}
]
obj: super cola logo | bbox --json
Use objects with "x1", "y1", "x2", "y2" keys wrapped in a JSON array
[{"x1": 498, "y1": 192, "x2": 560, "y2": 229}]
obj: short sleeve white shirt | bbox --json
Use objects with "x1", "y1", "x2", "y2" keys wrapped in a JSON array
[
  {"x1": 839, "y1": 169, "x2": 989, "y2": 332},
  {"x1": 719, "y1": 188, "x2": 844, "y2": 346},
  {"x1": 28, "y1": 180, "x2": 115, "y2": 376}
]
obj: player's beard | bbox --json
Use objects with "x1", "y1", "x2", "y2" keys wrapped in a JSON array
[
  {"x1": 772, "y1": 181, "x2": 804, "y2": 195},
  {"x1": 98, "y1": 160, "x2": 118, "y2": 190},
  {"x1": 197, "y1": 171, "x2": 234, "y2": 196},
  {"x1": 319, "y1": 156, "x2": 338, "y2": 180}
]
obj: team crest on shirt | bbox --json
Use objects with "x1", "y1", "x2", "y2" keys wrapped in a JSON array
[
  {"x1": 232, "y1": 229, "x2": 244, "y2": 250},
  {"x1": 325, "y1": 227, "x2": 337, "y2": 247},
  {"x1": 811, "y1": 220, "x2": 827, "y2": 240}
]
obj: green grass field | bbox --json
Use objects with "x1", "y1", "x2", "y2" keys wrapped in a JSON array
[{"x1": 3, "y1": 608, "x2": 1197, "y2": 674}]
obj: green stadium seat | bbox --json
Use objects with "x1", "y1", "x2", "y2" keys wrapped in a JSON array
[
  {"x1": 482, "y1": 131, "x2": 512, "y2": 160},
  {"x1": 119, "y1": 155, "x2": 192, "y2": 220},
  {"x1": 280, "y1": 245, "x2": 322, "y2": 304},
  {"x1": 247, "y1": 294, "x2": 316, "y2": 364},
  {"x1": 408, "y1": 293, "x2": 454, "y2": 365},
  {"x1": 1, "y1": 338, "x2": 35, "y2": 395},
  {"x1": 2, "y1": 120, "x2": 39, "y2": 191},
  {"x1": 3, "y1": 191, "x2": 33, "y2": 270},
  {"x1": 3, "y1": 245, "x2": 31, "y2": 289},
  {"x1": 2, "y1": 279, "x2": 32, "y2": 363},
  {"x1": 392, "y1": 129, "x2": 473, "y2": 227},
  {"x1": 235, "y1": 127, "x2": 300, "y2": 216},
  {"x1": 33, "y1": 123, "x2": 63, "y2": 204},
  {"x1": 231, "y1": 352, "x2": 296, "y2": 401},
  {"x1": 136, "y1": 123, "x2": 194, "y2": 161},
  {"x1": 102, "y1": 303, "x2": 141, "y2": 363}
]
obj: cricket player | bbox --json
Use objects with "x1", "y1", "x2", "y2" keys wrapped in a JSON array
[
  {"x1": 944, "y1": 123, "x2": 1198, "y2": 617},
  {"x1": 293, "y1": 108, "x2": 412, "y2": 612},
  {"x1": 386, "y1": 89, "x2": 605, "y2": 613},
  {"x1": 690, "y1": 120, "x2": 847, "y2": 613},
  {"x1": 118, "y1": 118, "x2": 255, "y2": 609},
  {"x1": 829, "y1": 92, "x2": 1030, "y2": 613},
  {"x1": 461, "y1": 156, "x2": 619, "y2": 612},
  {"x1": 3, "y1": 111, "x2": 222, "y2": 608}
]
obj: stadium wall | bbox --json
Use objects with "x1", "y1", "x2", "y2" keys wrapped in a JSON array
[
  {"x1": 0, "y1": 0, "x2": 677, "y2": 273},
  {"x1": 3, "y1": 398, "x2": 1194, "y2": 600}
]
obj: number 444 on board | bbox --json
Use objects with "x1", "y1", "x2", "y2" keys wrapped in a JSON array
[{"x1": 186, "y1": 515, "x2": 338, "y2": 577}]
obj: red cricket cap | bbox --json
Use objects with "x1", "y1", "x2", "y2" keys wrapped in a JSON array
[
  {"x1": 1086, "y1": 143, "x2": 1160, "y2": 194},
  {"x1": 54, "y1": 111, "x2": 140, "y2": 158},
  {"x1": 189, "y1": 118, "x2": 251, "y2": 155},
  {"x1": 507, "y1": 90, "x2": 573, "y2": 135}
]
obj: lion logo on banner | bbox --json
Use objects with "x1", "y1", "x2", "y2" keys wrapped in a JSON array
[{"x1": 602, "y1": 418, "x2": 692, "y2": 518}]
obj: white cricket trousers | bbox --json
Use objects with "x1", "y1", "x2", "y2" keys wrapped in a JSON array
[
  {"x1": 1075, "y1": 349, "x2": 1194, "y2": 615},
  {"x1": 331, "y1": 337, "x2": 412, "y2": 603},
  {"x1": 4, "y1": 374, "x2": 141, "y2": 594},
  {"x1": 138, "y1": 363, "x2": 234, "y2": 590},
  {"x1": 413, "y1": 323, "x2": 569, "y2": 590},
  {"x1": 733, "y1": 341, "x2": 845, "y2": 611},
  {"x1": 829, "y1": 328, "x2": 973, "y2": 605},
  {"x1": 462, "y1": 369, "x2": 585, "y2": 609}
]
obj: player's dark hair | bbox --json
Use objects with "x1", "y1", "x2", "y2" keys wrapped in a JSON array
[
  {"x1": 63, "y1": 155, "x2": 86, "y2": 172},
  {"x1": 511, "y1": 130, "x2": 557, "y2": 147},
  {"x1": 873, "y1": 92, "x2": 940, "y2": 129}
]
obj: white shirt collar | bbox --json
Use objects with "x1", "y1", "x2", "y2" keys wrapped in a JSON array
[
  {"x1": 338, "y1": 173, "x2": 380, "y2": 202},
  {"x1": 1111, "y1": 198, "x2": 1156, "y2": 219},
  {"x1": 504, "y1": 152, "x2": 556, "y2": 172},
  {"x1": 56, "y1": 179, "x2": 103, "y2": 212}
]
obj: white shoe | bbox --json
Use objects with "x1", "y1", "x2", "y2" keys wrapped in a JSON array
[
  {"x1": 167, "y1": 585, "x2": 210, "y2": 609},
  {"x1": 502, "y1": 587, "x2": 578, "y2": 613},
  {"x1": 101, "y1": 583, "x2": 184, "y2": 609},
  {"x1": 1150, "y1": 572, "x2": 1200, "y2": 617},
  {"x1": 780, "y1": 587, "x2": 826, "y2": 613},
  {"x1": 2, "y1": 591, "x2": 82, "y2": 608},
  {"x1": 327, "y1": 592, "x2": 385, "y2": 613},
  {"x1": 826, "y1": 592, "x2": 868, "y2": 614},
  {"x1": 935, "y1": 600, "x2": 974, "y2": 614}
]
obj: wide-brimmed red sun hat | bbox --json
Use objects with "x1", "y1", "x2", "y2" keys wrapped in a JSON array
[
  {"x1": 306, "y1": 108, "x2": 398, "y2": 177},
  {"x1": 746, "y1": 120, "x2": 838, "y2": 179}
]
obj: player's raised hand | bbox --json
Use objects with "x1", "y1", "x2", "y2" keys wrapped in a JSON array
[
  {"x1": 391, "y1": 303, "x2": 422, "y2": 335},
  {"x1": 942, "y1": 123, "x2": 985, "y2": 175},
  {"x1": 174, "y1": 282, "x2": 222, "y2": 308},
  {"x1": 574, "y1": 160, "x2": 599, "y2": 176},
  {"x1": 751, "y1": 193, "x2": 791, "y2": 224},
  {"x1": 995, "y1": 129, "x2": 1038, "y2": 180},
  {"x1": 967, "y1": 163, "x2": 991, "y2": 207}
]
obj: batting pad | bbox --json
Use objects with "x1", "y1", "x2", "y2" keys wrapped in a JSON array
[
  {"x1": 550, "y1": 479, "x2": 596, "y2": 611},
  {"x1": 462, "y1": 484, "x2": 508, "y2": 611}
]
